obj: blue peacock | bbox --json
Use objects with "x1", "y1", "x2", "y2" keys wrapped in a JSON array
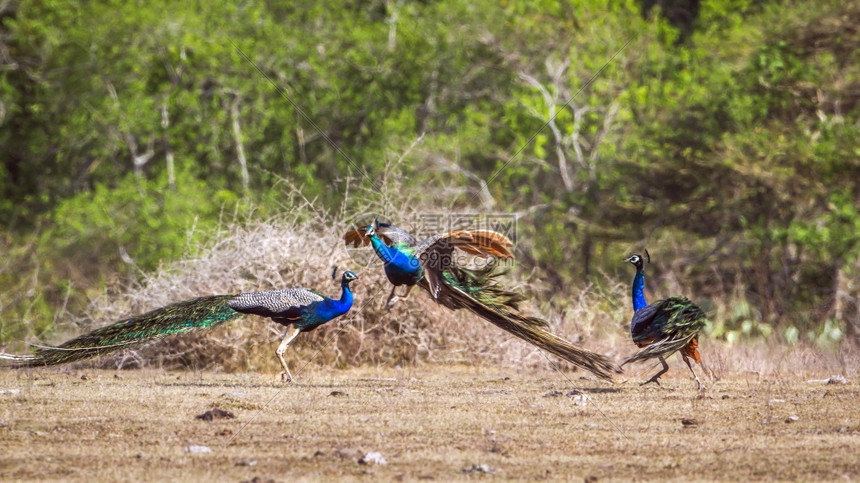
[
  {"x1": 344, "y1": 220, "x2": 621, "y2": 381},
  {"x1": 0, "y1": 271, "x2": 359, "y2": 382},
  {"x1": 622, "y1": 251, "x2": 707, "y2": 389}
]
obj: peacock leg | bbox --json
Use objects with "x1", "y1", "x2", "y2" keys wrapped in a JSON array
[
  {"x1": 641, "y1": 356, "x2": 669, "y2": 386},
  {"x1": 386, "y1": 285, "x2": 416, "y2": 310},
  {"x1": 682, "y1": 354, "x2": 704, "y2": 390},
  {"x1": 276, "y1": 325, "x2": 302, "y2": 382},
  {"x1": 398, "y1": 285, "x2": 414, "y2": 300},
  {"x1": 385, "y1": 287, "x2": 399, "y2": 311}
]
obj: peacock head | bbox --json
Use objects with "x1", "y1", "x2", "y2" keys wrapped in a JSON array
[
  {"x1": 624, "y1": 249, "x2": 650, "y2": 271},
  {"x1": 341, "y1": 270, "x2": 359, "y2": 285},
  {"x1": 365, "y1": 218, "x2": 381, "y2": 238}
]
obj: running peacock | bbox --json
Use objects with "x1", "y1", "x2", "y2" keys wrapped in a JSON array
[
  {"x1": 0, "y1": 271, "x2": 359, "y2": 382},
  {"x1": 344, "y1": 220, "x2": 621, "y2": 381},
  {"x1": 622, "y1": 251, "x2": 706, "y2": 389}
]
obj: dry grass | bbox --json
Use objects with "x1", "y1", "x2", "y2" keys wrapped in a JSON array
[{"x1": 1, "y1": 365, "x2": 857, "y2": 482}]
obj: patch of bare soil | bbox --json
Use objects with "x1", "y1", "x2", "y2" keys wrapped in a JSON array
[{"x1": 0, "y1": 365, "x2": 857, "y2": 481}]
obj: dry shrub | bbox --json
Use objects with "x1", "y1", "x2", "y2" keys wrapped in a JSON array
[{"x1": 33, "y1": 157, "x2": 625, "y2": 375}]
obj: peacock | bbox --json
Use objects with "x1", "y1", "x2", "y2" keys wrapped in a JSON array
[
  {"x1": 346, "y1": 219, "x2": 515, "y2": 309},
  {"x1": 0, "y1": 271, "x2": 359, "y2": 382},
  {"x1": 344, "y1": 220, "x2": 621, "y2": 381},
  {"x1": 622, "y1": 251, "x2": 706, "y2": 389}
]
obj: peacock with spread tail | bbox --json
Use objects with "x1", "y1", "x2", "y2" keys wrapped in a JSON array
[
  {"x1": 344, "y1": 220, "x2": 621, "y2": 381},
  {"x1": 622, "y1": 251, "x2": 706, "y2": 389},
  {"x1": 0, "y1": 271, "x2": 359, "y2": 382}
]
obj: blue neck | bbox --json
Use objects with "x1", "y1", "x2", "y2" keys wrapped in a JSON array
[
  {"x1": 369, "y1": 234, "x2": 422, "y2": 276},
  {"x1": 632, "y1": 269, "x2": 647, "y2": 312},
  {"x1": 336, "y1": 281, "x2": 354, "y2": 312},
  {"x1": 315, "y1": 281, "x2": 354, "y2": 321}
]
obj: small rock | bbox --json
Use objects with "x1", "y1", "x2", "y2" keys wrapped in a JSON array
[
  {"x1": 221, "y1": 391, "x2": 249, "y2": 399},
  {"x1": 313, "y1": 450, "x2": 325, "y2": 457},
  {"x1": 462, "y1": 464, "x2": 493, "y2": 474},
  {"x1": 329, "y1": 390, "x2": 348, "y2": 397},
  {"x1": 80, "y1": 374, "x2": 89, "y2": 381},
  {"x1": 785, "y1": 416, "x2": 799, "y2": 423},
  {"x1": 196, "y1": 408, "x2": 235, "y2": 421},
  {"x1": 240, "y1": 478, "x2": 275, "y2": 483},
  {"x1": 681, "y1": 418, "x2": 699, "y2": 428},
  {"x1": 544, "y1": 390, "x2": 564, "y2": 398},
  {"x1": 826, "y1": 375, "x2": 848, "y2": 385},
  {"x1": 358, "y1": 452, "x2": 387, "y2": 465},
  {"x1": 184, "y1": 445, "x2": 212, "y2": 454},
  {"x1": 235, "y1": 459, "x2": 257, "y2": 467},
  {"x1": 0, "y1": 389, "x2": 21, "y2": 395},
  {"x1": 570, "y1": 394, "x2": 590, "y2": 406}
]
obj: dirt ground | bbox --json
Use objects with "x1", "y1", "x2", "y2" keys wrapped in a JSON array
[{"x1": 0, "y1": 364, "x2": 857, "y2": 482}]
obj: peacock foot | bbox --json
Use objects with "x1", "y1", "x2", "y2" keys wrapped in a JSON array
[
  {"x1": 385, "y1": 296, "x2": 399, "y2": 311},
  {"x1": 280, "y1": 371, "x2": 294, "y2": 383},
  {"x1": 640, "y1": 376, "x2": 662, "y2": 387}
]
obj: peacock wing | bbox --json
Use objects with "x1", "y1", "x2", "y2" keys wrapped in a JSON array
[
  {"x1": 343, "y1": 222, "x2": 417, "y2": 248},
  {"x1": 629, "y1": 300, "x2": 668, "y2": 343},
  {"x1": 228, "y1": 288, "x2": 324, "y2": 320},
  {"x1": 414, "y1": 230, "x2": 515, "y2": 300},
  {"x1": 624, "y1": 296, "x2": 707, "y2": 366}
]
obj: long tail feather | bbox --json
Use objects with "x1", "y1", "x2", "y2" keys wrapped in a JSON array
[
  {"x1": 1, "y1": 295, "x2": 241, "y2": 367},
  {"x1": 422, "y1": 266, "x2": 621, "y2": 381},
  {"x1": 622, "y1": 334, "x2": 695, "y2": 367}
]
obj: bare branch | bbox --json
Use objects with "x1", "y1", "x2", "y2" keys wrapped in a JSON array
[
  {"x1": 228, "y1": 94, "x2": 250, "y2": 194},
  {"x1": 519, "y1": 71, "x2": 574, "y2": 192},
  {"x1": 161, "y1": 102, "x2": 175, "y2": 190}
]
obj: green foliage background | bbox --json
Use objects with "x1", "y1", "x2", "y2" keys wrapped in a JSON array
[{"x1": 1, "y1": 0, "x2": 858, "y2": 347}]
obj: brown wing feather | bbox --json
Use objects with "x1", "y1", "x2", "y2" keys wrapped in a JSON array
[
  {"x1": 414, "y1": 230, "x2": 513, "y2": 259},
  {"x1": 414, "y1": 230, "x2": 514, "y2": 299},
  {"x1": 344, "y1": 228, "x2": 371, "y2": 248},
  {"x1": 454, "y1": 231, "x2": 514, "y2": 259},
  {"x1": 343, "y1": 223, "x2": 418, "y2": 248}
]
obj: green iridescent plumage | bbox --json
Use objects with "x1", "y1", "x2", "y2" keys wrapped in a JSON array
[
  {"x1": 1, "y1": 272, "x2": 358, "y2": 382},
  {"x1": 1, "y1": 295, "x2": 241, "y2": 367},
  {"x1": 433, "y1": 264, "x2": 620, "y2": 380},
  {"x1": 622, "y1": 296, "x2": 707, "y2": 366}
]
